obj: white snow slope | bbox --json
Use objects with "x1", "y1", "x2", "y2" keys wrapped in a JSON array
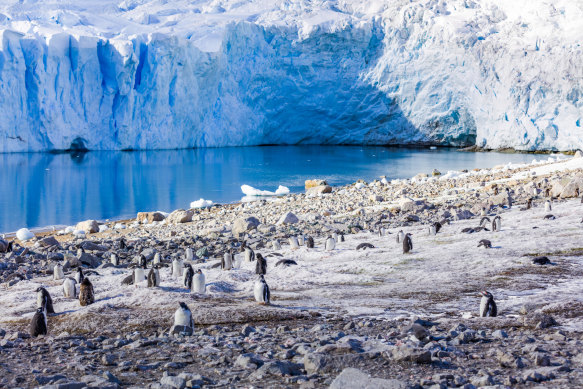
[{"x1": 0, "y1": 0, "x2": 581, "y2": 152}]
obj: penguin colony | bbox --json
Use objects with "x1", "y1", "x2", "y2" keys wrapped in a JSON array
[{"x1": 16, "y1": 185, "x2": 567, "y2": 337}]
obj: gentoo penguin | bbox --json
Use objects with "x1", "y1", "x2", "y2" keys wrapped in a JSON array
[
  {"x1": 191, "y1": 269, "x2": 206, "y2": 294},
  {"x1": 378, "y1": 227, "x2": 386, "y2": 237},
  {"x1": 298, "y1": 235, "x2": 305, "y2": 246},
  {"x1": 479, "y1": 217, "x2": 491, "y2": 227},
  {"x1": 147, "y1": 265, "x2": 160, "y2": 287},
  {"x1": 403, "y1": 233, "x2": 413, "y2": 254},
  {"x1": 53, "y1": 264, "x2": 64, "y2": 280},
  {"x1": 174, "y1": 302, "x2": 194, "y2": 329},
  {"x1": 79, "y1": 278, "x2": 95, "y2": 306},
  {"x1": 134, "y1": 256, "x2": 147, "y2": 284},
  {"x1": 183, "y1": 264, "x2": 194, "y2": 289},
  {"x1": 255, "y1": 253, "x2": 267, "y2": 275},
  {"x1": 505, "y1": 188, "x2": 513, "y2": 208},
  {"x1": 121, "y1": 273, "x2": 134, "y2": 286},
  {"x1": 119, "y1": 237, "x2": 127, "y2": 250},
  {"x1": 75, "y1": 267, "x2": 85, "y2": 284},
  {"x1": 63, "y1": 277, "x2": 76, "y2": 298},
  {"x1": 222, "y1": 251, "x2": 233, "y2": 270},
  {"x1": 492, "y1": 216, "x2": 501, "y2": 232},
  {"x1": 396, "y1": 230, "x2": 405, "y2": 244},
  {"x1": 306, "y1": 236, "x2": 314, "y2": 249},
  {"x1": 36, "y1": 287, "x2": 55, "y2": 314},
  {"x1": 477, "y1": 239, "x2": 492, "y2": 248},
  {"x1": 272, "y1": 240, "x2": 281, "y2": 250},
  {"x1": 325, "y1": 236, "x2": 336, "y2": 251},
  {"x1": 254, "y1": 275, "x2": 270, "y2": 305},
  {"x1": 30, "y1": 296, "x2": 48, "y2": 337},
  {"x1": 332, "y1": 232, "x2": 339, "y2": 242},
  {"x1": 289, "y1": 236, "x2": 299, "y2": 250},
  {"x1": 244, "y1": 247, "x2": 255, "y2": 262},
  {"x1": 172, "y1": 258, "x2": 183, "y2": 278},
  {"x1": 153, "y1": 253, "x2": 161, "y2": 265},
  {"x1": 526, "y1": 198, "x2": 533, "y2": 210},
  {"x1": 479, "y1": 291, "x2": 497, "y2": 317},
  {"x1": 110, "y1": 253, "x2": 119, "y2": 266},
  {"x1": 544, "y1": 200, "x2": 552, "y2": 212},
  {"x1": 275, "y1": 259, "x2": 297, "y2": 267},
  {"x1": 544, "y1": 214, "x2": 556, "y2": 220},
  {"x1": 356, "y1": 243, "x2": 375, "y2": 250},
  {"x1": 532, "y1": 256, "x2": 551, "y2": 265},
  {"x1": 428, "y1": 224, "x2": 436, "y2": 236},
  {"x1": 186, "y1": 248, "x2": 194, "y2": 261},
  {"x1": 339, "y1": 232, "x2": 345, "y2": 242}
]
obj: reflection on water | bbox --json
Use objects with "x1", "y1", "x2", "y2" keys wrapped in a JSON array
[{"x1": 0, "y1": 146, "x2": 538, "y2": 232}]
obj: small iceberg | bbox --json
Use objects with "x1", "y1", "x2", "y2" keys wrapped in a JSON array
[
  {"x1": 16, "y1": 228, "x2": 34, "y2": 241},
  {"x1": 241, "y1": 185, "x2": 290, "y2": 197},
  {"x1": 190, "y1": 198, "x2": 213, "y2": 208}
]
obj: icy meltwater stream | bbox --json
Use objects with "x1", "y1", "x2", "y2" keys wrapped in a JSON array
[{"x1": 0, "y1": 146, "x2": 536, "y2": 233}]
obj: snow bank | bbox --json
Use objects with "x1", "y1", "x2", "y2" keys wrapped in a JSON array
[{"x1": 241, "y1": 185, "x2": 289, "y2": 197}]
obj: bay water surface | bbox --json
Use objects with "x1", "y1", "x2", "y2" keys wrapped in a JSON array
[{"x1": 0, "y1": 146, "x2": 539, "y2": 233}]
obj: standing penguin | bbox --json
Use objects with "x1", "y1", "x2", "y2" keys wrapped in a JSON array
[
  {"x1": 255, "y1": 253, "x2": 267, "y2": 275},
  {"x1": 183, "y1": 264, "x2": 194, "y2": 290},
  {"x1": 339, "y1": 232, "x2": 345, "y2": 242},
  {"x1": 272, "y1": 240, "x2": 281, "y2": 250},
  {"x1": 63, "y1": 277, "x2": 76, "y2": 299},
  {"x1": 244, "y1": 247, "x2": 255, "y2": 262},
  {"x1": 332, "y1": 232, "x2": 339, "y2": 242},
  {"x1": 172, "y1": 258, "x2": 183, "y2": 278},
  {"x1": 191, "y1": 269, "x2": 206, "y2": 294},
  {"x1": 492, "y1": 216, "x2": 502, "y2": 232},
  {"x1": 53, "y1": 264, "x2": 64, "y2": 280},
  {"x1": 147, "y1": 264, "x2": 160, "y2": 288},
  {"x1": 306, "y1": 236, "x2": 314, "y2": 249},
  {"x1": 79, "y1": 278, "x2": 95, "y2": 306},
  {"x1": 396, "y1": 230, "x2": 405, "y2": 244},
  {"x1": 75, "y1": 267, "x2": 84, "y2": 284},
  {"x1": 479, "y1": 291, "x2": 497, "y2": 317},
  {"x1": 325, "y1": 236, "x2": 336, "y2": 251},
  {"x1": 119, "y1": 237, "x2": 127, "y2": 250},
  {"x1": 289, "y1": 236, "x2": 299, "y2": 250},
  {"x1": 185, "y1": 248, "x2": 194, "y2": 261},
  {"x1": 153, "y1": 253, "x2": 161, "y2": 265},
  {"x1": 36, "y1": 287, "x2": 55, "y2": 314},
  {"x1": 134, "y1": 256, "x2": 147, "y2": 284},
  {"x1": 30, "y1": 295, "x2": 48, "y2": 337},
  {"x1": 222, "y1": 251, "x2": 233, "y2": 270},
  {"x1": 254, "y1": 275, "x2": 270, "y2": 305},
  {"x1": 110, "y1": 253, "x2": 119, "y2": 266},
  {"x1": 298, "y1": 235, "x2": 305, "y2": 246},
  {"x1": 174, "y1": 302, "x2": 194, "y2": 329},
  {"x1": 544, "y1": 200, "x2": 552, "y2": 212},
  {"x1": 403, "y1": 233, "x2": 413, "y2": 254}
]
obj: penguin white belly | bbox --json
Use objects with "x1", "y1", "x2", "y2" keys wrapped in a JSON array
[
  {"x1": 182, "y1": 270, "x2": 189, "y2": 287},
  {"x1": 332, "y1": 233, "x2": 338, "y2": 242},
  {"x1": 254, "y1": 281, "x2": 266, "y2": 303},
  {"x1": 479, "y1": 296, "x2": 489, "y2": 317},
  {"x1": 172, "y1": 260, "x2": 183, "y2": 278},
  {"x1": 186, "y1": 248, "x2": 194, "y2": 261},
  {"x1": 75, "y1": 273, "x2": 82, "y2": 284},
  {"x1": 154, "y1": 269, "x2": 160, "y2": 286},
  {"x1": 53, "y1": 265, "x2": 64, "y2": 280},
  {"x1": 134, "y1": 268, "x2": 146, "y2": 283},
  {"x1": 174, "y1": 309, "x2": 192, "y2": 327},
  {"x1": 111, "y1": 254, "x2": 118, "y2": 266},
  {"x1": 545, "y1": 201, "x2": 551, "y2": 212},
  {"x1": 397, "y1": 231, "x2": 404, "y2": 243},
  {"x1": 298, "y1": 235, "x2": 305, "y2": 246},
  {"x1": 63, "y1": 278, "x2": 76, "y2": 298},
  {"x1": 244, "y1": 248, "x2": 254, "y2": 262},
  {"x1": 429, "y1": 226, "x2": 436, "y2": 236},
  {"x1": 37, "y1": 292, "x2": 44, "y2": 309},
  {"x1": 289, "y1": 237, "x2": 299, "y2": 249},
  {"x1": 153, "y1": 253, "x2": 160, "y2": 264},
  {"x1": 191, "y1": 273, "x2": 206, "y2": 294},
  {"x1": 325, "y1": 238, "x2": 336, "y2": 251},
  {"x1": 272, "y1": 240, "x2": 281, "y2": 250}
]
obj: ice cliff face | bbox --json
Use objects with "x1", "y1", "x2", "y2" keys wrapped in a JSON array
[{"x1": 0, "y1": 0, "x2": 581, "y2": 152}]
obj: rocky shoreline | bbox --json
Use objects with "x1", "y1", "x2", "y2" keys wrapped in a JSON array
[{"x1": 2, "y1": 154, "x2": 583, "y2": 388}]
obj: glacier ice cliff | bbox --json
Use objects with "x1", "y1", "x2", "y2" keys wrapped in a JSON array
[{"x1": 0, "y1": 0, "x2": 581, "y2": 152}]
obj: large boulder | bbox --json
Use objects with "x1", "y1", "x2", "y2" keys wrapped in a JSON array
[
  {"x1": 330, "y1": 368, "x2": 408, "y2": 389},
  {"x1": 306, "y1": 185, "x2": 332, "y2": 195},
  {"x1": 232, "y1": 216, "x2": 261, "y2": 236},
  {"x1": 560, "y1": 176, "x2": 583, "y2": 198},
  {"x1": 78, "y1": 252, "x2": 101, "y2": 268},
  {"x1": 305, "y1": 179, "x2": 327, "y2": 190},
  {"x1": 276, "y1": 212, "x2": 299, "y2": 225},
  {"x1": 75, "y1": 220, "x2": 99, "y2": 234},
  {"x1": 136, "y1": 212, "x2": 166, "y2": 224},
  {"x1": 167, "y1": 209, "x2": 194, "y2": 224},
  {"x1": 39, "y1": 236, "x2": 60, "y2": 248},
  {"x1": 550, "y1": 177, "x2": 571, "y2": 197}
]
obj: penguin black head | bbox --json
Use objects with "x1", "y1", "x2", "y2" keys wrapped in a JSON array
[
  {"x1": 7, "y1": 241, "x2": 13, "y2": 252},
  {"x1": 479, "y1": 290, "x2": 493, "y2": 299},
  {"x1": 139, "y1": 255, "x2": 147, "y2": 268},
  {"x1": 36, "y1": 286, "x2": 45, "y2": 293},
  {"x1": 81, "y1": 277, "x2": 91, "y2": 287},
  {"x1": 179, "y1": 302, "x2": 190, "y2": 311},
  {"x1": 256, "y1": 253, "x2": 264, "y2": 260},
  {"x1": 196, "y1": 269, "x2": 202, "y2": 274},
  {"x1": 258, "y1": 275, "x2": 265, "y2": 282}
]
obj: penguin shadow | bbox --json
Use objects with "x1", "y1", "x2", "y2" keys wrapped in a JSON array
[{"x1": 159, "y1": 285, "x2": 190, "y2": 293}]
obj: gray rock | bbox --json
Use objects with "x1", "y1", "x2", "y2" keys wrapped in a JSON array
[
  {"x1": 329, "y1": 368, "x2": 409, "y2": 389},
  {"x1": 277, "y1": 212, "x2": 299, "y2": 225},
  {"x1": 252, "y1": 360, "x2": 303, "y2": 377},
  {"x1": 304, "y1": 353, "x2": 330, "y2": 374},
  {"x1": 79, "y1": 241, "x2": 107, "y2": 251},
  {"x1": 78, "y1": 252, "x2": 101, "y2": 268},
  {"x1": 35, "y1": 375, "x2": 68, "y2": 385},
  {"x1": 241, "y1": 324, "x2": 256, "y2": 337},
  {"x1": 195, "y1": 247, "x2": 209, "y2": 258},
  {"x1": 102, "y1": 354, "x2": 117, "y2": 366},
  {"x1": 141, "y1": 248, "x2": 156, "y2": 261},
  {"x1": 306, "y1": 185, "x2": 333, "y2": 195},
  {"x1": 39, "y1": 383, "x2": 86, "y2": 389},
  {"x1": 391, "y1": 345, "x2": 432, "y2": 364},
  {"x1": 160, "y1": 375, "x2": 186, "y2": 389},
  {"x1": 136, "y1": 212, "x2": 166, "y2": 224},
  {"x1": 232, "y1": 216, "x2": 260, "y2": 236},
  {"x1": 170, "y1": 325, "x2": 193, "y2": 336},
  {"x1": 492, "y1": 329, "x2": 508, "y2": 339},
  {"x1": 167, "y1": 209, "x2": 194, "y2": 224},
  {"x1": 534, "y1": 352, "x2": 551, "y2": 367},
  {"x1": 235, "y1": 353, "x2": 263, "y2": 369},
  {"x1": 39, "y1": 236, "x2": 60, "y2": 248},
  {"x1": 470, "y1": 375, "x2": 493, "y2": 387}
]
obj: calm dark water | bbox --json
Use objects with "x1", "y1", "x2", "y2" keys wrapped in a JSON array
[{"x1": 0, "y1": 146, "x2": 537, "y2": 232}]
